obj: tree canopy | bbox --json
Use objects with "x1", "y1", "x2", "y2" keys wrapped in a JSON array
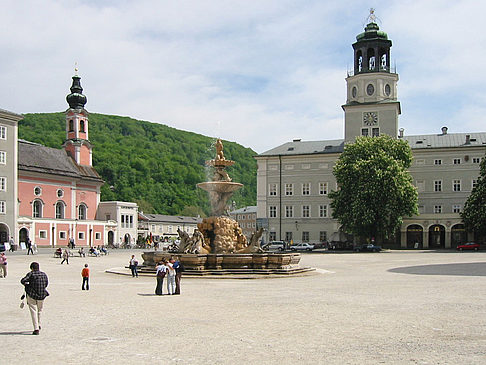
[
  {"x1": 329, "y1": 135, "x2": 418, "y2": 242},
  {"x1": 19, "y1": 112, "x2": 257, "y2": 216},
  {"x1": 461, "y1": 153, "x2": 486, "y2": 237}
]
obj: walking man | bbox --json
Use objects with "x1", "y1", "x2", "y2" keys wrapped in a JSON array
[
  {"x1": 21, "y1": 262, "x2": 49, "y2": 335},
  {"x1": 0, "y1": 252, "x2": 7, "y2": 278},
  {"x1": 129, "y1": 255, "x2": 138, "y2": 277},
  {"x1": 27, "y1": 238, "x2": 34, "y2": 255},
  {"x1": 60, "y1": 249, "x2": 69, "y2": 264},
  {"x1": 81, "y1": 264, "x2": 90, "y2": 290},
  {"x1": 8, "y1": 236, "x2": 14, "y2": 252}
]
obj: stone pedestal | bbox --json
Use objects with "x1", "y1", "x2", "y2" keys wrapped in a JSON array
[
  {"x1": 252, "y1": 254, "x2": 268, "y2": 269},
  {"x1": 141, "y1": 251, "x2": 305, "y2": 274},
  {"x1": 206, "y1": 254, "x2": 224, "y2": 270},
  {"x1": 222, "y1": 254, "x2": 252, "y2": 269}
]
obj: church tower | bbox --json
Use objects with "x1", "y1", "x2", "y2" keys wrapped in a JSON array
[
  {"x1": 63, "y1": 72, "x2": 93, "y2": 166},
  {"x1": 342, "y1": 10, "x2": 401, "y2": 142}
]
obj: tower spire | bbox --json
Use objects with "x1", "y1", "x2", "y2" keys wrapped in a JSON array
[
  {"x1": 63, "y1": 72, "x2": 92, "y2": 166},
  {"x1": 66, "y1": 71, "x2": 87, "y2": 110}
]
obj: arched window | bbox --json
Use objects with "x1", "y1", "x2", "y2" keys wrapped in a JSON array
[
  {"x1": 55, "y1": 201, "x2": 65, "y2": 219},
  {"x1": 80, "y1": 120, "x2": 85, "y2": 133},
  {"x1": 69, "y1": 120, "x2": 74, "y2": 132},
  {"x1": 356, "y1": 50, "x2": 363, "y2": 73},
  {"x1": 367, "y1": 48, "x2": 375, "y2": 71},
  {"x1": 33, "y1": 200, "x2": 43, "y2": 218},
  {"x1": 78, "y1": 204, "x2": 87, "y2": 220}
]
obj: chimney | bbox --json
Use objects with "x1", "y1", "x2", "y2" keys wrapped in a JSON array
[
  {"x1": 441, "y1": 126, "x2": 448, "y2": 135},
  {"x1": 465, "y1": 135, "x2": 471, "y2": 144},
  {"x1": 398, "y1": 128, "x2": 404, "y2": 138},
  {"x1": 293, "y1": 138, "x2": 301, "y2": 142}
]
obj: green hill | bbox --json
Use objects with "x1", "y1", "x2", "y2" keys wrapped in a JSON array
[{"x1": 19, "y1": 112, "x2": 257, "y2": 216}]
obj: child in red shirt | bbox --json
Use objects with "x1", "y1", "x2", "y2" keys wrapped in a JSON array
[{"x1": 81, "y1": 264, "x2": 90, "y2": 290}]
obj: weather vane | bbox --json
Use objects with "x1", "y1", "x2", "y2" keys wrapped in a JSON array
[
  {"x1": 364, "y1": 8, "x2": 381, "y2": 25},
  {"x1": 74, "y1": 62, "x2": 79, "y2": 76}
]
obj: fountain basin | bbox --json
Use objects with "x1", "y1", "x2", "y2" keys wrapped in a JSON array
[
  {"x1": 196, "y1": 181, "x2": 243, "y2": 193},
  {"x1": 140, "y1": 251, "x2": 312, "y2": 276}
]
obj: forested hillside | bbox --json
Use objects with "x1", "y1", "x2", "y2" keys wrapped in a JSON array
[{"x1": 19, "y1": 113, "x2": 257, "y2": 216}]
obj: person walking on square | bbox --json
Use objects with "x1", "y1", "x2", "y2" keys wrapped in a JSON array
[
  {"x1": 0, "y1": 252, "x2": 7, "y2": 278},
  {"x1": 166, "y1": 259, "x2": 176, "y2": 295},
  {"x1": 61, "y1": 249, "x2": 69, "y2": 264},
  {"x1": 155, "y1": 261, "x2": 167, "y2": 295},
  {"x1": 21, "y1": 262, "x2": 49, "y2": 335},
  {"x1": 9, "y1": 236, "x2": 15, "y2": 252},
  {"x1": 27, "y1": 238, "x2": 34, "y2": 255},
  {"x1": 129, "y1": 255, "x2": 138, "y2": 277},
  {"x1": 173, "y1": 258, "x2": 184, "y2": 295},
  {"x1": 81, "y1": 264, "x2": 90, "y2": 290}
]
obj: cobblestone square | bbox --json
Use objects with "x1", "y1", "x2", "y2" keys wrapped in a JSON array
[{"x1": 1, "y1": 249, "x2": 485, "y2": 364}]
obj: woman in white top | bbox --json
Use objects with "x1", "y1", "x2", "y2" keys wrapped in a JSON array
[
  {"x1": 155, "y1": 261, "x2": 167, "y2": 295},
  {"x1": 166, "y1": 259, "x2": 176, "y2": 295}
]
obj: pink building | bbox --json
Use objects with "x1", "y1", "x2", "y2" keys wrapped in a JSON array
[{"x1": 17, "y1": 74, "x2": 117, "y2": 247}]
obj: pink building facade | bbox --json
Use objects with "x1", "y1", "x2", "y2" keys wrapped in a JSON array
[{"x1": 16, "y1": 74, "x2": 117, "y2": 247}]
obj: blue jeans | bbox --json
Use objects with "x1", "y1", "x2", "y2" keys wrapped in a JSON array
[{"x1": 130, "y1": 265, "x2": 138, "y2": 277}]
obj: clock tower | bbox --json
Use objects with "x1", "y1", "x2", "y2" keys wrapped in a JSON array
[{"x1": 342, "y1": 10, "x2": 401, "y2": 143}]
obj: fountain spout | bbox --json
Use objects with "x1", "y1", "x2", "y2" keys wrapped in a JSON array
[{"x1": 197, "y1": 139, "x2": 242, "y2": 216}]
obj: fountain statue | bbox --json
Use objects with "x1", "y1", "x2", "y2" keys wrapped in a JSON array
[{"x1": 139, "y1": 139, "x2": 312, "y2": 276}]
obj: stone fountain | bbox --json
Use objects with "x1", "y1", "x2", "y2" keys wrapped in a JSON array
[{"x1": 141, "y1": 139, "x2": 312, "y2": 276}]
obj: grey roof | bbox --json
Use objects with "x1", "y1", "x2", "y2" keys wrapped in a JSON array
[
  {"x1": 0, "y1": 107, "x2": 22, "y2": 118},
  {"x1": 18, "y1": 140, "x2": 103, "y2": 182},
  {"x1": 258, "y1": 132, "x2": 486, "y2": 157},
  {"x1": 139, "y1": 213, "x2": 202, "y2": 224},
  {"x1": 258, "y1": 139, "x2": 345, "y2": 157},
  {"x1": 230, "y1": 206, "x2": 257, "y2": 214},
  {"x1": 403, "y1": 132, "x2": 486, "y2": 149}
]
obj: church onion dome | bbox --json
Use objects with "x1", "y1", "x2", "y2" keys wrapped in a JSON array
[
  {"x1": 356, "y1": 22, "x2": 388, "y2": 42},
  {"x1": 66, "y1": 75, "x2": 87, "y2": 109}
]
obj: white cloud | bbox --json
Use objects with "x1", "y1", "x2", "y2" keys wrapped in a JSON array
[{"x1": 1, "y1": 0, "x2": 485, "y2": 152}]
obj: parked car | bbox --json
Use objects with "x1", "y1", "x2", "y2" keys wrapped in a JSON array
[
  {"x1": 263, "y1": 241, "x2": 286, "y2": 251},
  {"x1": 290, "y1": 243, "x2": 315, "y2": 251},
  {"x1": 354, "y1": 244, "x2": 382, "y2": 252},
  {"x1": 456, "y1": 242, "x2": 480, "y2": 251}
]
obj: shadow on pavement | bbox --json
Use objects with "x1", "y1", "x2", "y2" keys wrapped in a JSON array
[
  {"x1": 389, "y1": 262, "x2": 486, "y2": 276},
  {"x1": 0, "y1": 331, "x2": 33, "y2": 336},
  {"x1": 137, "y1": 293, "x2": 159, "y2": 296}
]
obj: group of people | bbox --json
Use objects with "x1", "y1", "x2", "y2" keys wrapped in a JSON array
[{"x1": 155, "y1": 258, "x2": 184, "y2": 295}]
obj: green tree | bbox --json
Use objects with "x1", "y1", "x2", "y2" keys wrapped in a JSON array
[
  {"x1": 329, "y1": 135, "x2": 418, "y2": 243},
  {"x1": 134, "y1": 199, "x2": 155, "y2": 214},
  {"x1": 179, "y1": 205, "x2": 206, "y2": 218},
  {"x1": 461, "y1": 153, "x2": 486, "y2": 237}
]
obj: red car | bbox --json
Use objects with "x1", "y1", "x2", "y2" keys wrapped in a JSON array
[{"x1": 456, "y1": 242, "x2": 480, "y2": 251}]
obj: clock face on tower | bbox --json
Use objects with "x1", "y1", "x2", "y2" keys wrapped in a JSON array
[{"x1": 363, "y1": 112, "x2": 378, "y2": 126}]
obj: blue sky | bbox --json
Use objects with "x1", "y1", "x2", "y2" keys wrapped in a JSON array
[{"x1": 1, "y1": 0, "x2": 485, "y2": 153}]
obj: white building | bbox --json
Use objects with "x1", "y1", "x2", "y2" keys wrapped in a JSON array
[
  {"x1": 97, "y1": 201, "x2": 138, "y2": 246},
  {"x1": 138, "y1": 213, "x2": 201, "y2": 241}
]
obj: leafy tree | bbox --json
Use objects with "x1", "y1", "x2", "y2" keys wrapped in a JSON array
[
  {"x1": 461, "y1": 153, "x2": 486, "y2": 238},
  {"x1": 179, "y1": 205, "x2": 206, "y2": 218},
  {"x1": 329, "y1": 135, "x2": 418, "y2": 243},
  {"x1": 134, "y1": 199, "x2": 155, "y2": 214}
]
